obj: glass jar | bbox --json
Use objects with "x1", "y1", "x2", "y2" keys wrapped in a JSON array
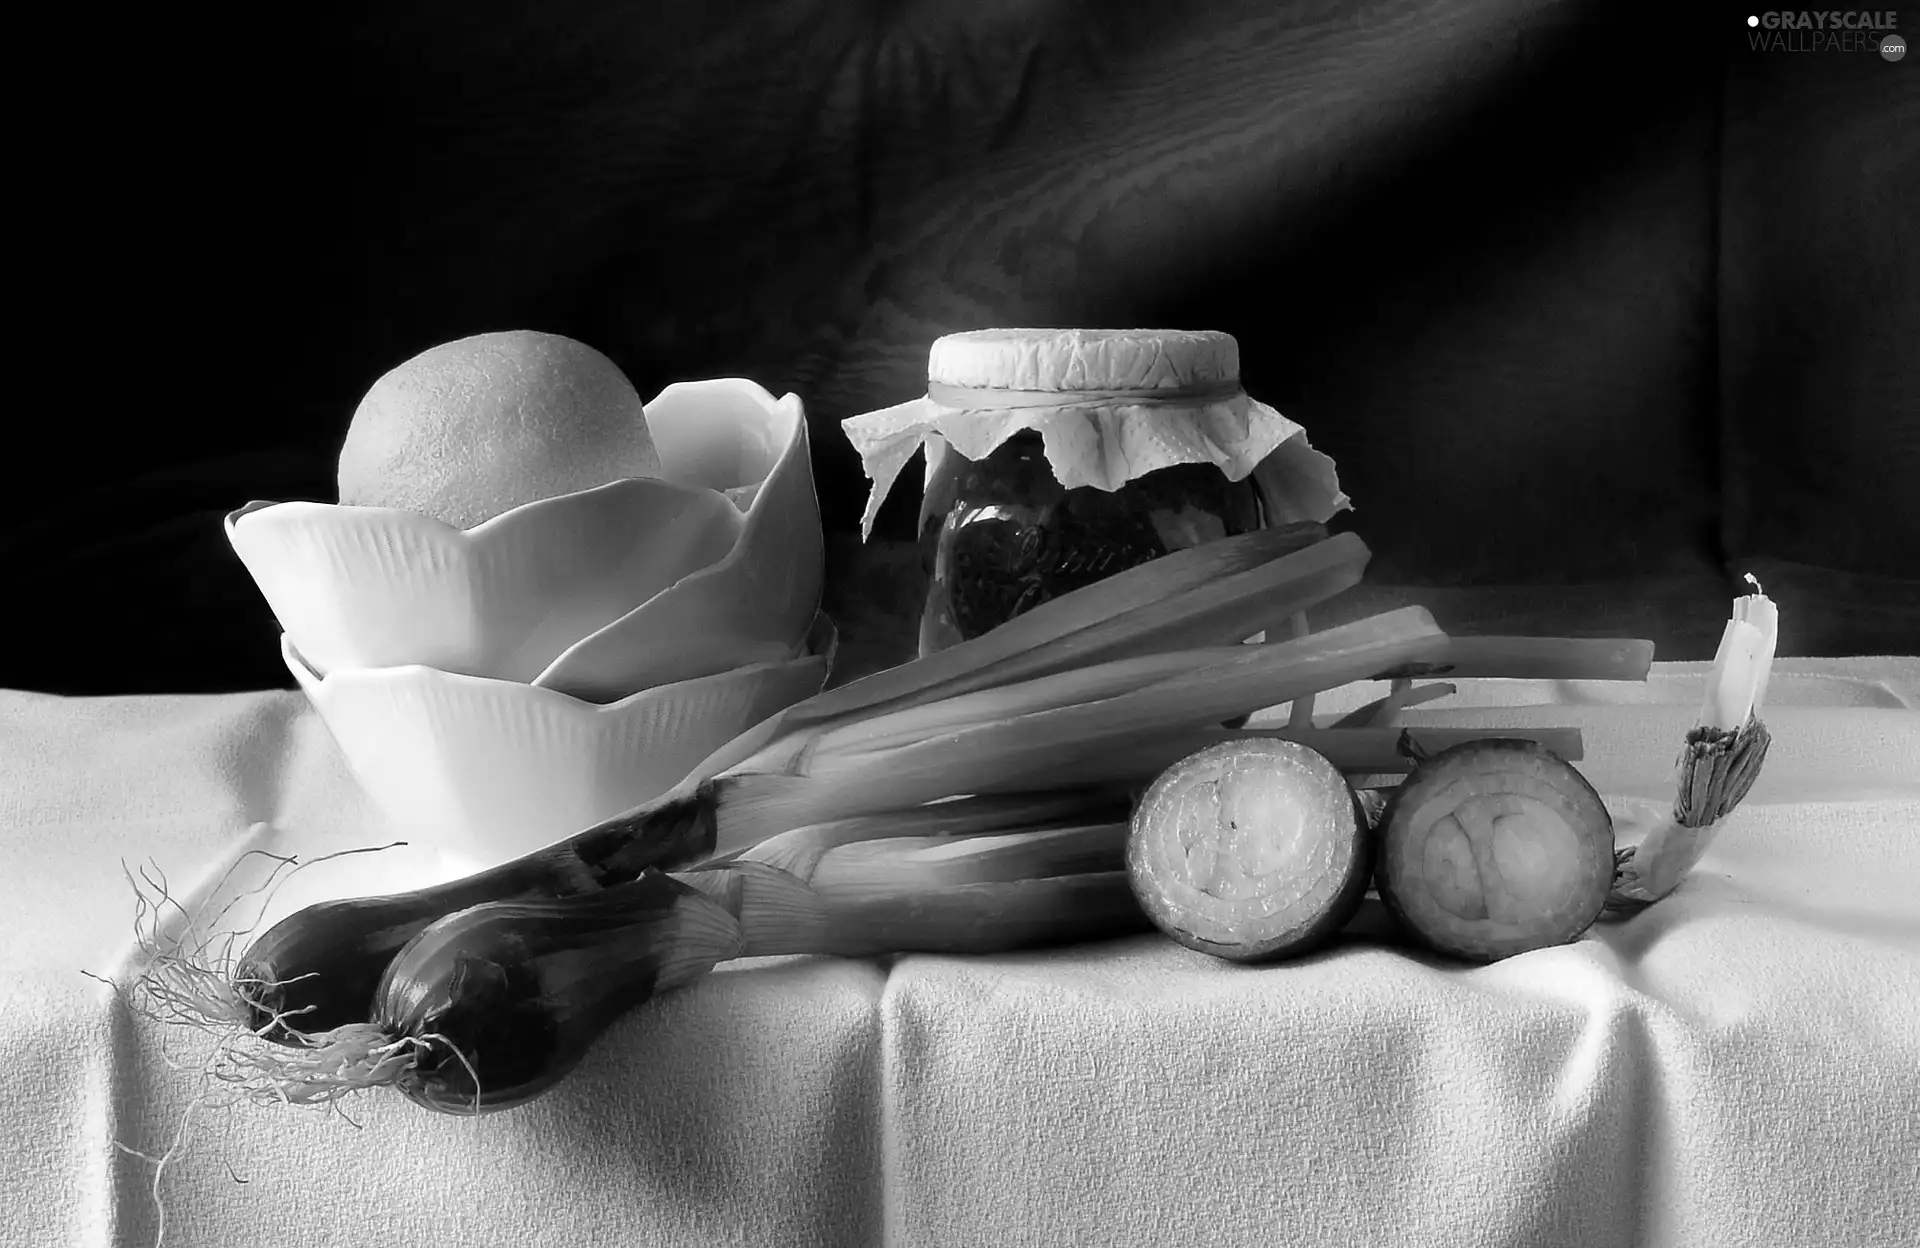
[{"x1": 917, "y1": 431, "x2": 1268, "y2": 655}]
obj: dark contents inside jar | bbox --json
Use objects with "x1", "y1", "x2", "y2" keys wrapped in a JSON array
[{"x1": 918, "y1": 431, "x2": 1265, "y2": 651}]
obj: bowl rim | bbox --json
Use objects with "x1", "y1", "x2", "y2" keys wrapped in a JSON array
[{"x1": 282, "y1": 611, "x2": 836, "y2": 716}]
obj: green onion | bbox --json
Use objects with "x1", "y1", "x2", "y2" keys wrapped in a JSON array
[
  {"x1": 232, "y1": 788, "x2": 1126, "y2": 1040},
  {"x1": 237, "y1": 820, "x2": 1153, "y2": 1115}
]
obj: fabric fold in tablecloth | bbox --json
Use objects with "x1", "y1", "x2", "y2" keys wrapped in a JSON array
[{"x1": 1, "y1": 659, "x2": 1916, "y2": 1247}]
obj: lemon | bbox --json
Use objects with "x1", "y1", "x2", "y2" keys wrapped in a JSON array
[{"x1": 338, "y1": 330, "x2": 661, "y2": 529}]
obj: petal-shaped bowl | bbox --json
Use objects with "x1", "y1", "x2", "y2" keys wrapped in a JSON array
[
  {"x1": 284, "y1": 612, "x2": 837, "y2": 874},
  {"x1": 229, "y1": 475, "x2": 745, "y2": 684},
  {"x1": 530, "y1": 379, "x2": 826, "y2": 702}
]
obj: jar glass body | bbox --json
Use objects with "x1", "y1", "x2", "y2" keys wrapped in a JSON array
[{"x1": 917, "y1": 430, "x2": 1267, "y2": 655}]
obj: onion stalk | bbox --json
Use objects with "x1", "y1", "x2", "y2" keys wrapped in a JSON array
[
  {"x1": 777, "y1": 522, "x2": 1344, "y2": 729},
  {"x1": 1072, "y1": 721, "x2": 1584, "y2": 780},
  {"x1": 1330, "y1": 677, "x2": 1454, "y2": 728},
  {"x1": 720, "y1": 530, "x2": 1370, "y2": 776},
  {"x1": 1375, "y1": 635, "x2": 1656, "y2": 682},
  {"x1": 693, "y1": 521, "x2": 1350, "y2": 779}
]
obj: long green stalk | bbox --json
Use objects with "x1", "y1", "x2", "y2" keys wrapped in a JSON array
[
  {"x1": 1019, "y1": 724, "x2": 1586, "y2": 786},
  {"x1": 796, "y1": 534, "x2": 1364, "y2": 760},
  {"x1": 791, "y1": 522, "x2": 1338, "y2": 725},
  {"x1": 1377, "y1": 636, "x2": 1654, "y2": 682},
  {"x1": 697, "y1": 607, "x2": 1449, "y2": 849},
  {"x1": 679, "y1": 831, "x2": 1150, "y2": 959},
  {"x1": 791, "y1": 822, "x2": 1132, "y2": 893},
  {"x1": 689, "y1": 788, "x2": 1133, "y2": 874},
  {"x1": 876, "y1": 530, "x2": 1368, "y2": 711},
  {"x1": 800, "y1": 644, "x2": 1292, "y2": 760},
  {"x1": 687, "y1": 524, "x2": 1343, "y2": 779}
]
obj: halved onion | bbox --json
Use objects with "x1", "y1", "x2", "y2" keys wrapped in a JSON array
[
  {"x1": 1374, "y1": 738, "x2": 1614, "y2": 963},
  {"x1": 1126, "y1": 738, "x2": 1370, "y2": 962}
]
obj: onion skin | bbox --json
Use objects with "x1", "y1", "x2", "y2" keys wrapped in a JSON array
[
  {"x1": 374, "y1": 871, "x2": 741, "y2": 1115},
  {"x1": 234, "y1": 797, "x2": 717, "y2": 1041}
]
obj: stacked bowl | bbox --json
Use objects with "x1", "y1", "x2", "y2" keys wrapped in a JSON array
[{"x1": 228, "y1": 360, "x2": 830, "y2": 876}]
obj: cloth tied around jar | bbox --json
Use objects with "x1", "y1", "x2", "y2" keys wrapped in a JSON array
[{"x1": 841, "y1": 354, "x2": 1351, "y2": 540}]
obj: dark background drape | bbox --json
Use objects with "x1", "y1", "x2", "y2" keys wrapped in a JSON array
[{"x1": 8, "y1": 0, "x2": 1916, "y2": 694}]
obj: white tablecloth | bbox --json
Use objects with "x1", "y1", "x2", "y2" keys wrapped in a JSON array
[{"x1": 3, "y1": 659, "x2": 1917, "y2": 1248}]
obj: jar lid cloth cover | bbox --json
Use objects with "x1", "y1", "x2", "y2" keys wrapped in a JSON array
[{"x1": 841, "y1": 328, "x2": 1351, "y2": 538}]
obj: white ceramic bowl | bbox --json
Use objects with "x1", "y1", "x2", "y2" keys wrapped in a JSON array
[
  {"x1": 529, "y1": 379, "x2": 825, "y2": 702},
  {"x1": 228, "y1": 475, "x2": 744, "y2": 684},
  {"x1": 284, "y1": 612, "x2": 837, "y2": 874},
  {"x1": 229, "y1": 378, "x2": 824, "y2": 701}
]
